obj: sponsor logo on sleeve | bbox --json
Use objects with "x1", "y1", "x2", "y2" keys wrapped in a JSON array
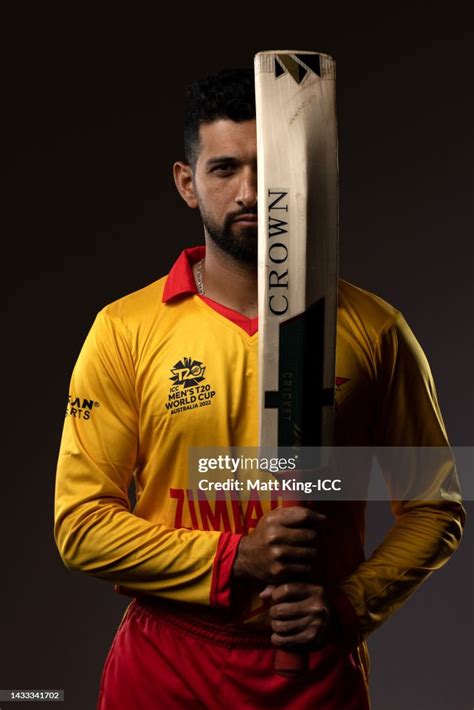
[{"x1": 66, "y1": 395, "x2": 100, "y2": 420}]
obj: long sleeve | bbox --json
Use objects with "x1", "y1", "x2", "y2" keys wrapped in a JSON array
[
  {"x1": 337, "y1": 313, "x2": 465, "y2": 637},
  {"x1": 54, "y1": 309, "x2": 241, "y2": 607}
]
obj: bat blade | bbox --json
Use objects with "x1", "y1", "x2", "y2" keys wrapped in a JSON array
[{"x1": 254, "y1": 49, "x2": 339, "y2": 676}]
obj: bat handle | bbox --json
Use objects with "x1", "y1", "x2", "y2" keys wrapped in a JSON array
[
  {"x1": 272, "y1": 497, "x2": 311, "y2": 677},
  {"x1": 274, "y1": 648, "x2": 309, "y2": 677}
]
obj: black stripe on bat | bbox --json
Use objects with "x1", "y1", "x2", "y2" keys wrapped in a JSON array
[{"x1": 264, "y1": 298, "x2": 333, "y2": 446}]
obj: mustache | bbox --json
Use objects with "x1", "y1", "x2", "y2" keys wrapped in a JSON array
[{"x1": 229, "y1": 209, "x2": 258, "y2": 221}]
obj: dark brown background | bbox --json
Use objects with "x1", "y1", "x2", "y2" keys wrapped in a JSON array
[{"x1": 2, "y1": 5, "x2": 472, "y2": 709}]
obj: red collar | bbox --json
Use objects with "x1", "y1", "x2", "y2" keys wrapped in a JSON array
[
  {"x1": 162, "y1": 247, "x2": 258, "y2": 336},
  {"x1": 162, "y1": 246, "x2": 204, "y2": 302}
]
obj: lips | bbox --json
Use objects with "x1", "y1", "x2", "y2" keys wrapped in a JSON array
[{"x1": 234, "y1": 215, "x2": 258, "y2": 223}]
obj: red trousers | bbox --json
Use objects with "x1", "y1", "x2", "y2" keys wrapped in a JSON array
[{"x1": 97, "y1": 597, "x2": 369, "y2": 710}]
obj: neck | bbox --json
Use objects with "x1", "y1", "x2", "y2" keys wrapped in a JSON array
[{"x1": 196, "y1": 238, "x2": 258, "y2": 318}]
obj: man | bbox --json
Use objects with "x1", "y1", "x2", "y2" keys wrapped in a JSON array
[{"x1": 54, "y1": 68, "x2": 465, "y2": 709}]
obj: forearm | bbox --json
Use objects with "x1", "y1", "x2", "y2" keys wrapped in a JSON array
[
  {"x1": 338, "y1": 499, "x2": 465, "y2": 637},
  {"x1": 55, "y1": 498, "x2": 242, "y2": 607}
]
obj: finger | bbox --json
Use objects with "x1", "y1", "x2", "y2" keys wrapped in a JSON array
[
  {"x1": 274, "y1": 545, "x2": 318, "y2": 562},
  {"x1": 276, "y1": 507, "x2": 327, "y2": 529},
  {"x1": 269, "y1": 526, "x2": 319, "y2": 546},
  {"x1": 270, "y1": 601, "x2": 306, "y2": 620},
  {"x1": 259, "y1": 584, "x2": 276, "y2": 599},
  {"x1": 271, "y1": 627, "x2": 323, "y2": 648},
  {"x1": 270, "y1": 583, "x2": 324, "y2": 604},
  {"x1": 269, "y1": 562, "x2": 317, "y2": 583},
  {"x1": 269, "y1": 602, "x2": 329, "y2": 624},
  {"x1": 266, "y1": 549, "x2": 318, "y2": 583},
  {"x1": 270, "y1": 615, "x2": 314, "y2": 636}
]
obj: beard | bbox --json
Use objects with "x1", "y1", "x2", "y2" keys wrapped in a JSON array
[{"x1": 198, "y1": 203, "x2": 258, "y2": 264}]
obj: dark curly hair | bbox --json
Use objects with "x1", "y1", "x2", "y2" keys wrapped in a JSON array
[{"x1": 183, "y1": 68, "x2": 255, "y2": 170}]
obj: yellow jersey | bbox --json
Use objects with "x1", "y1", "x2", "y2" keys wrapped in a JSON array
[{"x1": 54, "y1": 246, "x2": 464, "y2": 672}]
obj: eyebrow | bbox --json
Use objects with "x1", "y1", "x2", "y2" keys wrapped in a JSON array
[{"x1": 205, "y1": 155, "x2": 239, "y2": 167}]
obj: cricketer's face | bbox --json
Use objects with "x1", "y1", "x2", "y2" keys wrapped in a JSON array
[{"x1": 193, "y1": 118, "x2": 258, "y2": 263}]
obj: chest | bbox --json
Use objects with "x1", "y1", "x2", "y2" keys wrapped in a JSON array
[{"x1": 136, "y1": 306, "x2": 259, "y2": 449}]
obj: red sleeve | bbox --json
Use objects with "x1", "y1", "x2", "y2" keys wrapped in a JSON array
[{"x1": 210, "y1": 532, "x2": 244, "y2": 608}]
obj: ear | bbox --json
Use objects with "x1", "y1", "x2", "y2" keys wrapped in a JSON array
[{"x1": 173, "y1": 161, "x2": 199, "y2": 209}]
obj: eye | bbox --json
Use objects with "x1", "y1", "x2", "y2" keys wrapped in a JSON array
[{"x1": 213, "y1": 164, "x2": 235, "y2": 175}]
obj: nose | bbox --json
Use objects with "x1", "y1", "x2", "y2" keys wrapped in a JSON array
[{"x1": 235, "y1": 166, "x2": 257, "y2": 209}]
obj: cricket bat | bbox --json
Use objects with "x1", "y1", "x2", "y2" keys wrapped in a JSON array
[{"x1": 255, "y1": 50, "x2": 339, "y2": 676}]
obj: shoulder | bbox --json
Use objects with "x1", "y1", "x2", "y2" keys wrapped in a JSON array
[
  {"x1": 337, "y1": 279, "x2": 415, "y2": 361},
  {"x1": 339, "y1": 279, "x2": 431, "y2": 378},
  {"x1": 337, "y1": 279, "x2": 411, "y2": 373},
  {"x1": 80, "y1": 275, "x2": 171, "y2": 359},
  {"x1": 338, "y1": 278, "x2": 401, "y2": 337},
  {"x1": 98, "y1": 275, "x2": 168, "y2": 332}
]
